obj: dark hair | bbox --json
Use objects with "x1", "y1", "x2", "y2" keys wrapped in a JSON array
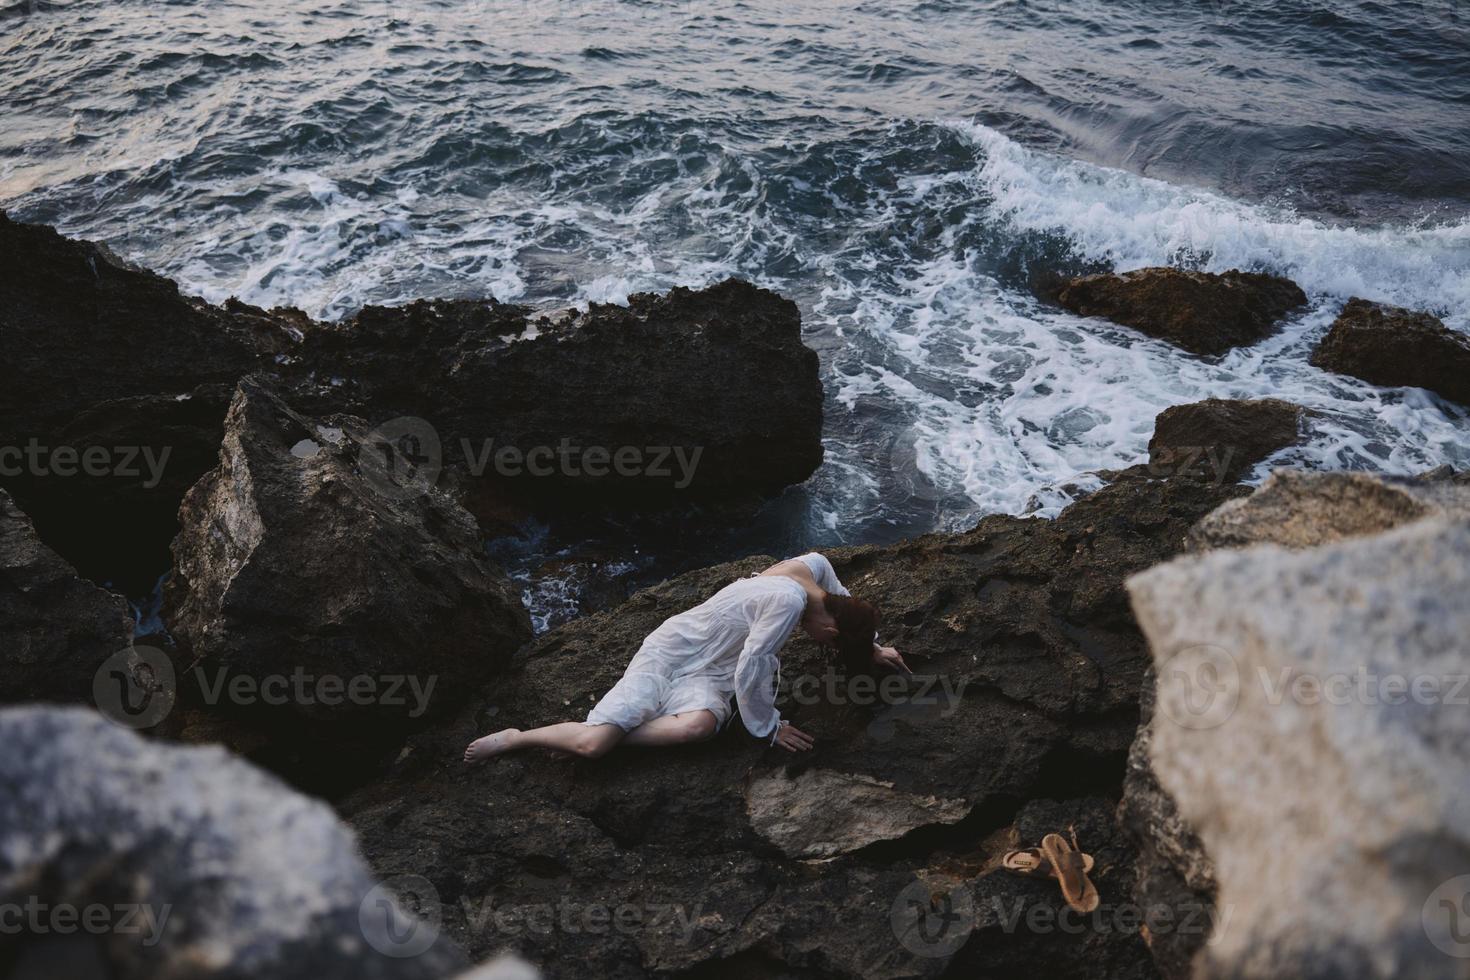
[{"x1": 822, "y1": 593, "x2": 880, "y2": 676}]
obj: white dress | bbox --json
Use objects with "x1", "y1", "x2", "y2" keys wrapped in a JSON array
[{"x1": 585, "y1": 553, "x2": 853, "y2": 740}]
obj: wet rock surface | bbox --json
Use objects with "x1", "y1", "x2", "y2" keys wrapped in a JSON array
[
  {"x1": 286, "y1": 279, "x2": 824, "y2": 505},
  {"x1": 0, "y1": 488, "x2": 134, "y2": 704},
  {"x1": 1310, "y1": 298, "x2": 1470, "y2": 406},
  {"x1": 1055, "y1": 268, "x2": 1307, "y2": 356},
  {"x1": 1146, "y1": 398, "x2": 1306, "y2": 484},
  {"x1": 162, "y1": 377, "x2": 532, "y2": 792},
  {"x1": 338, "y1": 469, "x2": 1245, "y2": 977},
  {"x1": 1127, "y1": 485, "x2": 1470, "y2": 979},
  {"x1": 0, "y1": 706, "x2": 470, "y2": 980}
]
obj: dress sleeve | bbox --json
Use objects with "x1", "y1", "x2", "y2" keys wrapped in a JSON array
[
  {"x1": 733, "y1": 590, "x2": 805, "y2": 740},
  {"x1": 802, "y1": 552, "x2": 850, "y2": 596}
]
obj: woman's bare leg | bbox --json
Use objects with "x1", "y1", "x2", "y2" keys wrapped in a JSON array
[
  {"x1": 464, "y1": 722, "x2": 624, "y2": 763},
  {"x1": 622, "y1": 710, "x2": 718, "y2": 747}
]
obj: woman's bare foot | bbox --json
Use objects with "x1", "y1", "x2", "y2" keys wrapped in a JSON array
[{"x1": 463, "y1": 728, "x2": 521, "y2": 763}]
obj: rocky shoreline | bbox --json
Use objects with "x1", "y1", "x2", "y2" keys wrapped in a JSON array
[{"x1": 2, "y1": 215, "x2": 1467, "y2": 979}]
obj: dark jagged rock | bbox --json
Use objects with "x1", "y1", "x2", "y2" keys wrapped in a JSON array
[
  {"x1": 162, "y1": 377, "x2": 532, "y2": 793},
  {"x1": 1146, "y1": 398, "x2": 1306, "y2": 484},
  {"x1": 0, "y1": 488, "x2": 134, "y2": 704},
  {"x1": 0, "y1": 706, "x2": 469, "y2": 980},
  {"x1": 0, "y1": 216, "x2": 824, "y2": 588},
  {"x1": 339, "y1": 469, "x2": 1246, "y2": 978},
  {"x1": 1056, "y1": 268, "x2": 1307, "y2": 356},
  {"x1": 1309, "y1": 297, "x2": 1470, "y2": 406},
  {"x1": 286, "y1": 279, "x2": 824, "y2": 505},
  {"x1": 0, "y1": 213, "x2": 301, "y2": 591}
]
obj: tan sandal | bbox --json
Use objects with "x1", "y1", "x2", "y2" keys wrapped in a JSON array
[
  {"x1": 1040, "y1": 832, "x2": 1099, "y2": 913},
  {"x1": 1001, "y1": 846, "x2": 1096, "y2": 878}
]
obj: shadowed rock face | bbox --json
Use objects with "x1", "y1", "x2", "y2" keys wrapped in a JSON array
[
  {"x1": 0, "y1": 214, "x2": 301, "y2": 592},
  {"x1": 0, "y1": 215, "x2": 824, "y2": 590},
  {"x1": 1055, "y1": 268, "x2": 1307, "y2": 356},
  {"x1": 1310, "y1": 298, "x2": 1470, "y2": 406},
  {"x1": 287, "y1": 279, "x2": 824, "y2": 505},
  {"x1": 0, "y1": 706, "x2": 470, "y2": 980},
  {"x1": 338, "y1": 469, "x2": 1244, "y2": 978},
  {"x1": 162, "y1": 377, "x2": 532, "y2": 792},
  {"x1": 0, "y1": 488, "x2": 134, "y2": 705},
  {"x1": 1146, "y1": 398, "x2": 1305, "y2": 485},
  {"x1": 1114, "y1": 675, "x2": 1218, "y2": 980}
]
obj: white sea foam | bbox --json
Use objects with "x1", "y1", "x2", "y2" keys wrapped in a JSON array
[
  {"x1": 818, "y1": 123, "x2": 1470, "y2": 524},
  {"x1": 48, "y1": 123, "x2": 1470, "y2": 534},
  {"x1": 961, "y1": 121, "x2": 1470, "y2": 328}
]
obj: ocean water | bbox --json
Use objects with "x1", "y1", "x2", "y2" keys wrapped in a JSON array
[{"x1": 5, "y1": 0, "x2": 1469, "y2": 625}]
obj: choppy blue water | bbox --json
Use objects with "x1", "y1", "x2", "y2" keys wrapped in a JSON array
[{"x1": 5, "y1": 0, "x2": 1470, "y2": 623}]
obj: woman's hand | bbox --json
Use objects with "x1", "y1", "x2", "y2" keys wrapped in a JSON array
[
  {"x1": 772, "y1": 721, "x2": 814, "y2": 752},
  {"x1": 873, "y1": 644, "x2": 911, "y2": 674}
]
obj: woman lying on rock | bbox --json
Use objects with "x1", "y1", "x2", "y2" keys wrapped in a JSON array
[{"x1": 464, "y1": 552, "x2": 909, "y2": 759}]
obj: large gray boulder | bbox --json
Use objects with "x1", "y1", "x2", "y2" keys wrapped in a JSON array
[
  {"x1": 0, "y1": 706, "x2": 469, "y2": 980},
  {"x1": 0, "y1": 488, "x2": 133, "y2": 704},
  {"x1": 1126, "y1": 509, "x2": 1470, "y2": 978}
]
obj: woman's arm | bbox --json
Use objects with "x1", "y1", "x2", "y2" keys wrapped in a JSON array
[{"x1": 733, "y1": 592, "x2": 806, "y2": 744}]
